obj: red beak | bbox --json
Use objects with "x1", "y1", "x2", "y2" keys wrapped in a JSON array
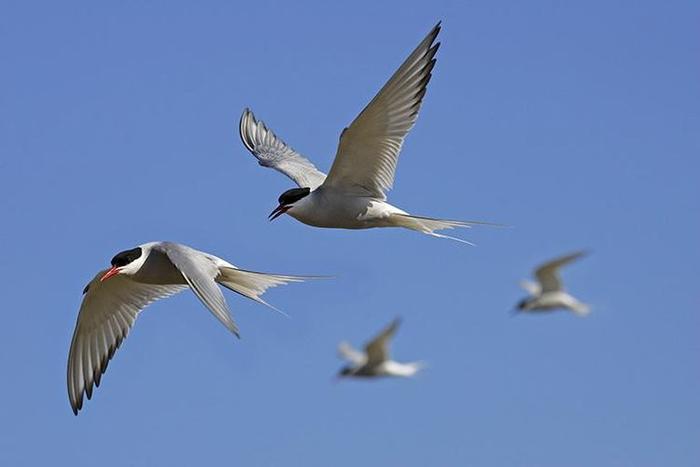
[
  {"x1": 100, "y1": 266, "x2": 121, "y2": 282},
  {"x1": 268, "y1": 204, "x2": 289, "y2": 221}
]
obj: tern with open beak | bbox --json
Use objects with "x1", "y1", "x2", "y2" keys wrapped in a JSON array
[{"x1": 240, "y1": 22, "x2": 495, "y2": 244}]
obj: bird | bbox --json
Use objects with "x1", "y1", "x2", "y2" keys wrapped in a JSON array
[
  {"x1": 239, "y1": 22, "x2": 493, "y2": 244},
  {"x1": 67, "y1": 241, "x2": 315, "y2": 414},
  {"x1": 337, "y1": 318, "x2": 424, "y2": 379},
  {"x1": 516, "y1": 251, "x2": 590, "y2": 316}
]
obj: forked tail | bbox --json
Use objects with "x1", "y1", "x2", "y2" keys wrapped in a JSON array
[
  {"x1": 217, "y1": 268, "x2": 311, "y2": 315},
  {"x1": 390, "y1": 213, "x2": 499, "y2": 245}
]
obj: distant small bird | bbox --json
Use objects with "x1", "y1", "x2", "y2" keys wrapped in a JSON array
[
  {"x1": 240, "y1": 22, "x2": 493, "y2": 244},
  {"x1": 516, "y1": 251, "x2": 590, "y2": 316},
  {"x1": 337, "y1": 318, "x2": 424, "y2": 378},
  {"x1": 67, "y1": 241, "x2": 314, "y2": 414}
]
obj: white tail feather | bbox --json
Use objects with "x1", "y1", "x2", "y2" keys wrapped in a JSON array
[
  {"x1": 217, "y1": 268, "x2": 308, "y2": 316},
  {"x1": 571, "y1": 303, "x2": 591, "y2": 317},
  {"x1": 390, "y1": 214, "x2": 480, "y2": 244}
]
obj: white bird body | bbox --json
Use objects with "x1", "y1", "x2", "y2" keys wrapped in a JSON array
[
  {"x1": 67, "y1": 241, "x2": 313, "y2": 414},
  {"x1": 337, "y1": 318, "x2": 424, "y2": 379},
  {"x1": 520, "y1": 290, "x2": 589, "y2": 315},
  {"x1": 286, "y1": 191, "x2": 406, "y2": 229},
  {"x1": 517, "y1": 251, "x2": 590, "y2": 316},
  {"x1": 240, "y1": 23, "x2": 491, "y2": 243},
  {"x1": 372, "y1": 360, "x2": 424, "y2": 378}
]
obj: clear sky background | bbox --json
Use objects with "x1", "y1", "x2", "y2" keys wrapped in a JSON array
[{"x1": 1, "y1": 1, "x2": 698, "y2": 466}]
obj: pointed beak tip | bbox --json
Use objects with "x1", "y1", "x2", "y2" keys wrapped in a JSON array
[
  {"x1": 268, "y1": 204, "x2": 288, "y2": 222},
  {"x1": 100, "y1": 266, "x2": 120, "y2": 282}
]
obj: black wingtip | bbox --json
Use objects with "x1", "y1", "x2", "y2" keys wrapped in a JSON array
[
  {"x1": 239, "y1": 108, "x2": 256, "y2": 153},
  {"x1": 71, "y1": 398, "x2": 82, "y2": 416}
]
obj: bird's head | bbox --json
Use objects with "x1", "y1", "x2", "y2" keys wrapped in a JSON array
[
  {"x1": 269, "y1": 187, "x2": 311, "y2": 221},
  {"x1": 337, "y1": 366, "x2": 354, "y2": 378},
  {"x1": 513, "y1": 298, "x2": 530, "y2": 314},
  {"x1": 100, "y1": 247, "x2": 144, "y2": 281}
]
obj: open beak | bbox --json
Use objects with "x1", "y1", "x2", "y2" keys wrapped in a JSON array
[
  {"x1": 100, "y1": 266, "x2": 121, "y2": 282},
  {"x1": 268, "y1": 204, "x2": 289, "y2": 221}
]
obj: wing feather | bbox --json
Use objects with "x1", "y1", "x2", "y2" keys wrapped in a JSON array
[
  {"x1": 338, "y1": 342, "x2": 366, "y2": 365},
  {"x1": 323, "y1": 23, "x2": 441, "y2": 198},
  {"x1": 364, "y1": 318, "x2": 401, "y2": 365},
  {"x1": 157, "y1": 243, "x2": 241, "y2": 338},
  {"x1": 239, "y1": 108, "x2": 327, "y2": 189},
  {"x1": 519, "y1": 279, "x2": 541, "y2": 296},
  {"x1": 535, "y1": 251, "x2": 588, "y2": 293},
  {"x1": 67, "y1": 271, "x2": 185, "y2": 414}
]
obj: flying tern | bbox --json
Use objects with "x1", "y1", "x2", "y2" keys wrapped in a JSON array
[
  {"x1": 516, "y1": 251, "x2": 590, "y2": 316},
  {"x1": 240, "y1": 22, "x2": 492, "y2": 244},
  {"x1": 67, "y1": 241, "x2": 313, "y2": 414},
  {"x1": 337, "y1": 318, "x2": 424, "y2": 378}
]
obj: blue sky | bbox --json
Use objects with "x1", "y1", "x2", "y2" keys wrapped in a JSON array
[{"x1": 1, "y1": 1, "x2": 698, "y2": 466}]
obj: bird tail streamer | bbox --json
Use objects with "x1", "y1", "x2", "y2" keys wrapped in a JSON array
[{"x1": 389, "y1": 213, "x2": 500, "y2": 245}]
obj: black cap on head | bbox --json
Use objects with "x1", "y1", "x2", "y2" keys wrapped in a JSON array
[
  {"x1": 278, "y1": 187, "x2": 310, "y2": 206},
  {"x1": 110, "y1": 247, "x2": 143, "y2": 267}
]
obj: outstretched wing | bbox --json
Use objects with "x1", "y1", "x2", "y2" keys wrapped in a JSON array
[
  {"x1": 322, "y1": 23, "x2": 441, "y2": 198},
  {"x1": 535, "y1": 251, "x2": 588, "y2": 293},
  {"x1": 338, "y1": 341, "x2": 366, "y2": 365},
  {"x1": 67, "y1": 271, "x2": 185, "y2": 414},
  {"x1": 156, "y1": 243, "x2": 241, "y2": 338},
  {"x1": 519, "y1": 279, "x2": 541, "y2": 296},
  {"x1": 364, "y1": 318, "x2": 401, "y2": 365},
  {"x1": 239, "y1": 108, "x2": 327, "y2": 189}
]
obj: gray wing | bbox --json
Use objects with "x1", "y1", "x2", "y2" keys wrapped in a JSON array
[
  {"x1": 535, "y1": 251, "x2": 588, "y2": 293},
  {"x1": 519, "y1": 279, "x2": 541, "y2": 296},
  {"x1": 322, "y1": 23, "x2": 441, "y2": 198},
  {"x1": 156, "y1": 243, "x2": 241, "y2": 338},
  {"x1": 239, "y1": 108, "x2": 327, "y2": 189},
  {"x1": 364, "y1": 318, "x2": 401, "y2": 365},
  {"x1": 338, "y1": 341, "x2": 366, "y2": 365},
  {"x1": 67, "y1": 271, "x2": 186, "y2": 414}
]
